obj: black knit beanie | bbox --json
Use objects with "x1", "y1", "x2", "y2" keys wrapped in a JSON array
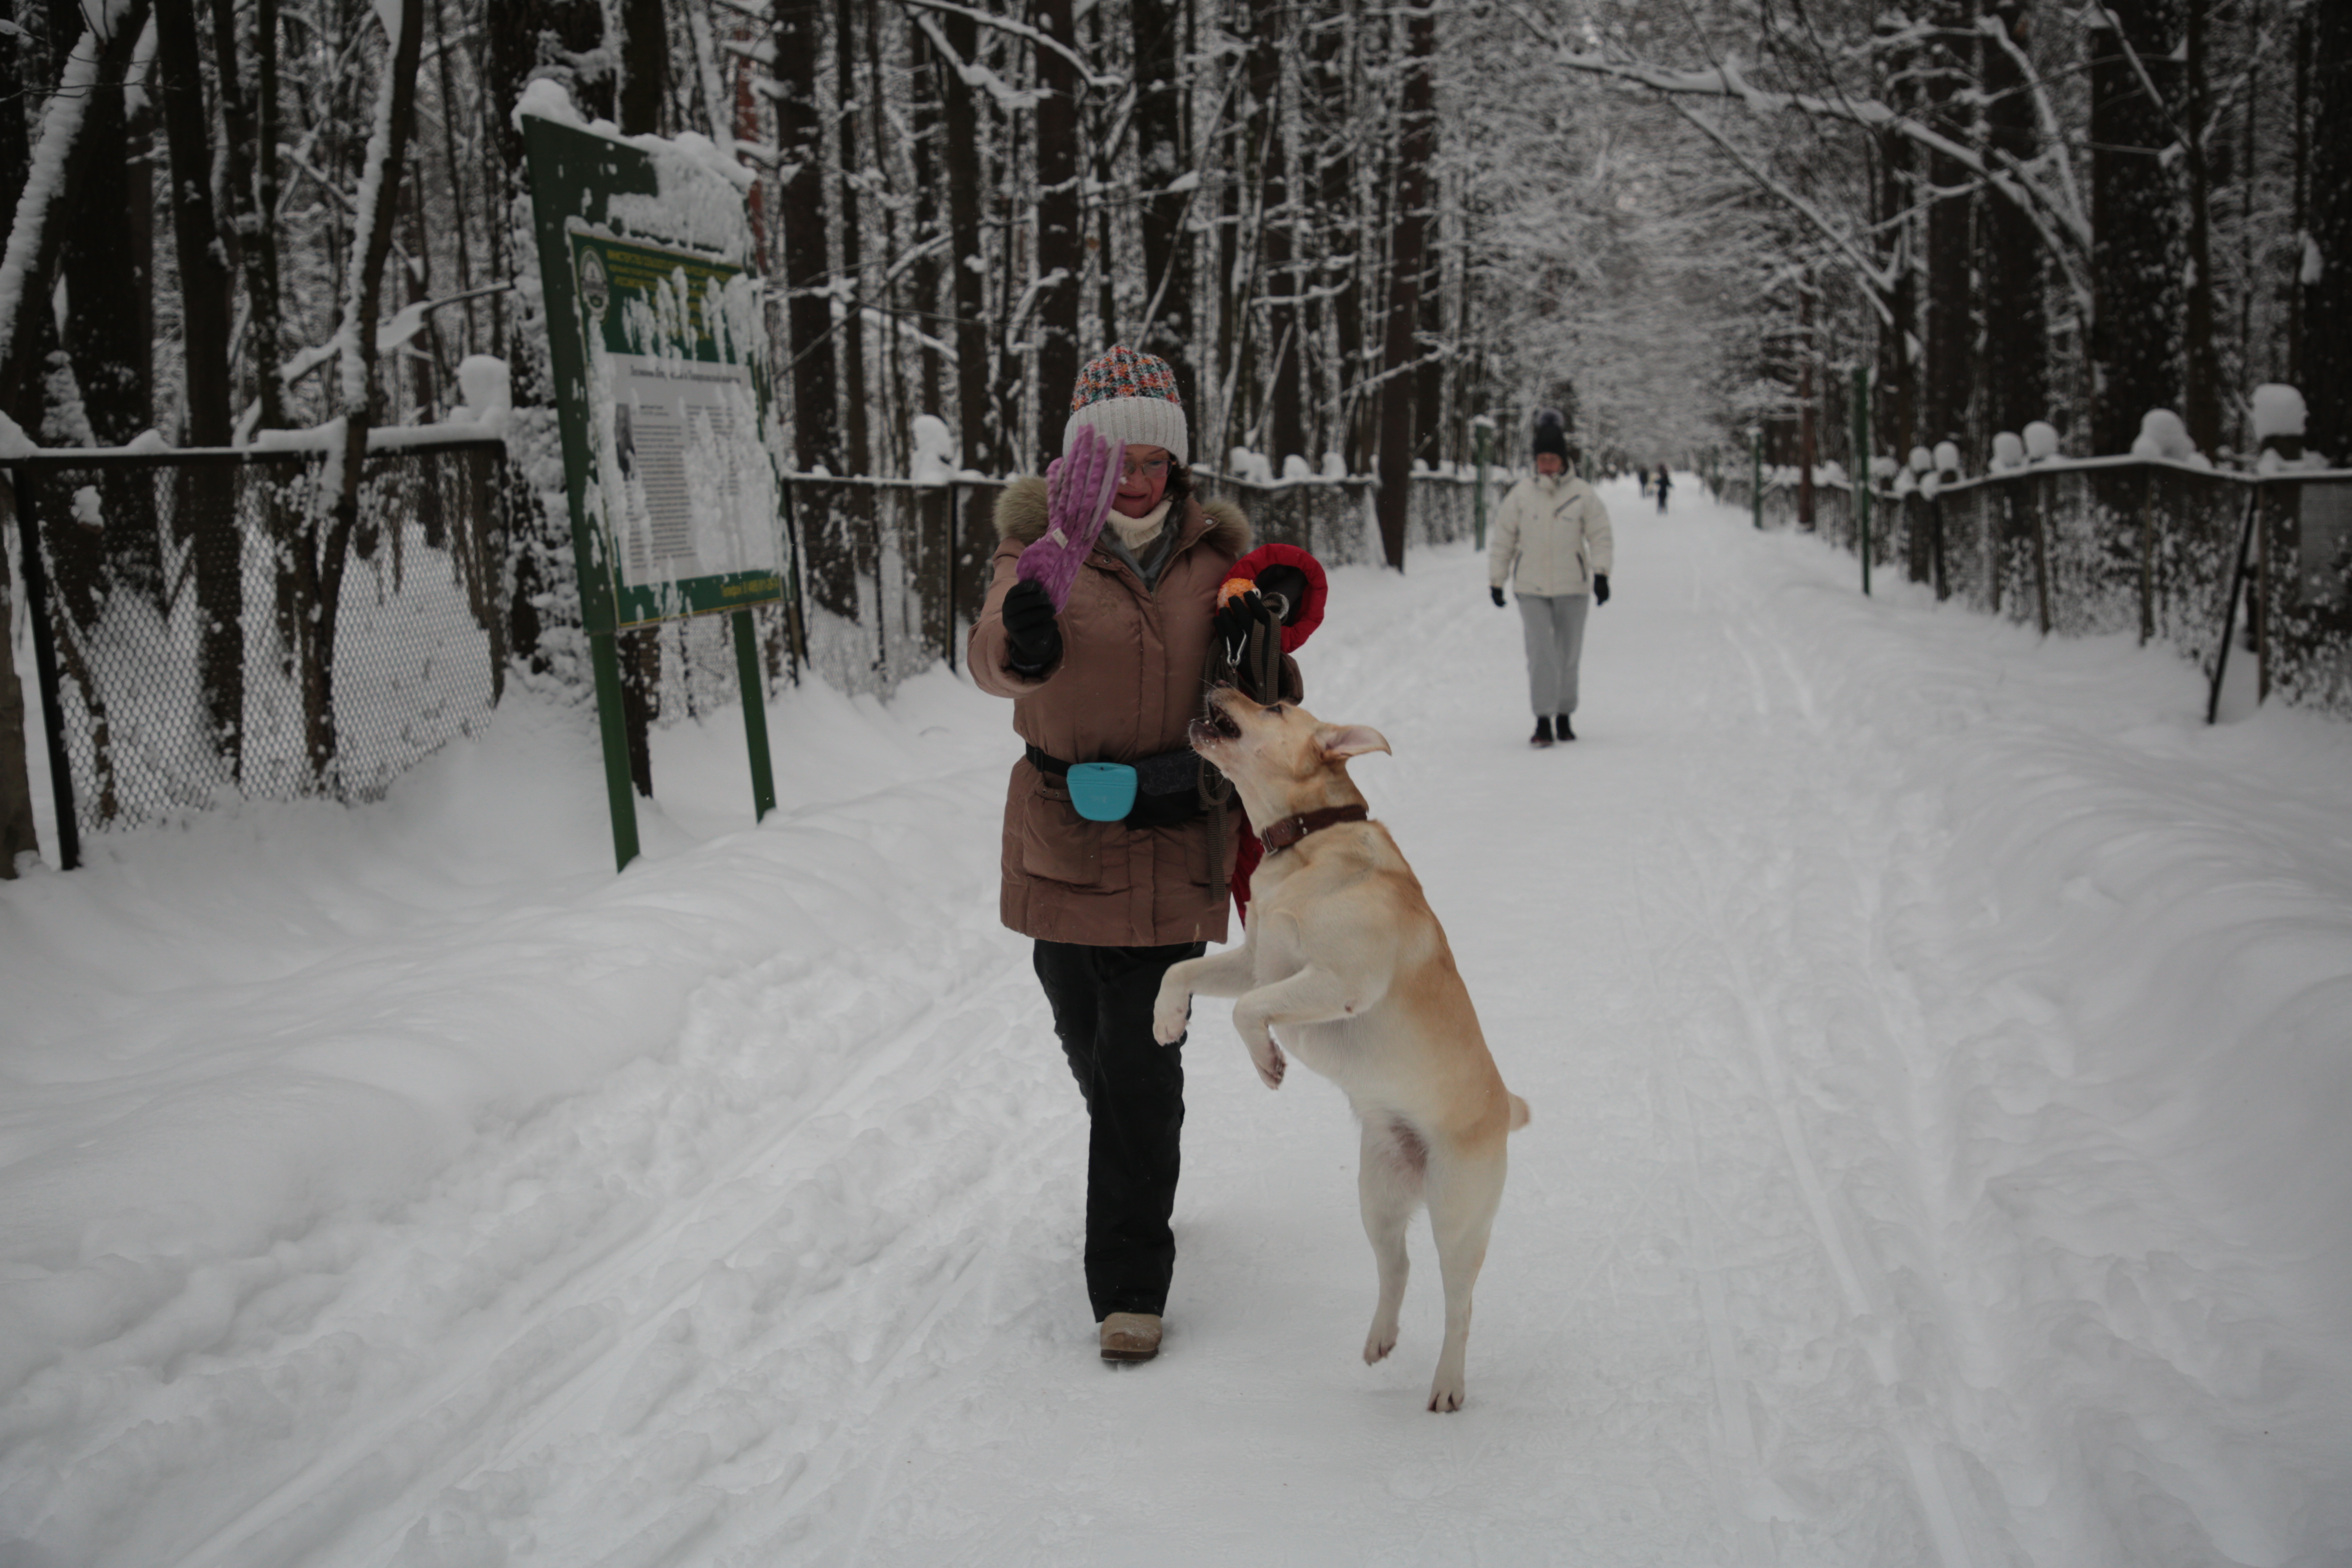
[{"x1": 1532, "y1": 408, "x2": 1571, "y2": 464}]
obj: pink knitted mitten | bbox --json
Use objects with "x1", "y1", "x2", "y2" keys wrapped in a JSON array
[{"x1": 1017, "y1": 425, "x2": 1125, "y2": 612}]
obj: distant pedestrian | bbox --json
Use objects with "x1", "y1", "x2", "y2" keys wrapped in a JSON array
[
  {"x1": 1489, "y1": 410, "x2": 1614, "y2": 746},
  {"x1": 1654, "y1": 466, "x2": 1672, "y2": 514}
]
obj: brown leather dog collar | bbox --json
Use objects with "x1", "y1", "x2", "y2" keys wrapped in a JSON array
[{"x1": 1259, "y1": 804, "x2": 1369, "y2": 853}]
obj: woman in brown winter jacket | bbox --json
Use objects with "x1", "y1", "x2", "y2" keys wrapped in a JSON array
[{"x1": 967, "y1": 345, "x2": 1296, "y2": 1366}]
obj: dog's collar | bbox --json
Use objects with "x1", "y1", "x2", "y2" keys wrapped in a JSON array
[{"x1": 1259, "y1": 804, "x2": 1369, "y2": 853}]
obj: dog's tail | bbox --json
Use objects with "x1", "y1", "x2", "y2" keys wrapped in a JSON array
[{"x1": 1507, "y1": 1094, "x2": 1531, "y2": 1131}]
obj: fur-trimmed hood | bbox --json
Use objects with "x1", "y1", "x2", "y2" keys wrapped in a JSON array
[{"x1": 992, "y1": 474, "x2": 1252, "y2": 560}]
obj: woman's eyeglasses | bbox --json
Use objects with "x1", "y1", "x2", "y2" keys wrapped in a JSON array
[{"x1": 1121, "y1": 457, "x2": 1170, "y2": 480}]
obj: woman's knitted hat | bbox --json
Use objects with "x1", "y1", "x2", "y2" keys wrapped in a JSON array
[
  {"x1": 1066, "y1": 345, "x2": 1188, "y2": 464},
  {"x1": 1532, "y1": 408, "x2": 1571, "y2": 463}
]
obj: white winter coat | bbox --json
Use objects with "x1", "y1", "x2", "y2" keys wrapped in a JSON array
[{"x1": 1488, "y1": 472, "x2": 1614, "y2": 597}]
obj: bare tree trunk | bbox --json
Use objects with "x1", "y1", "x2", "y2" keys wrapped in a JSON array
[
  {"x1": 2179, "y1": 0, "x2": 2223, "y2": 452},
  {"x1": 0, "y1": 486, "x2": 29, "y2": 874},
  {"x1": 1084, "y1": 5, "x2": 1119, "y2": 350},
  {"x1": 1307, "y1": 0, "x2": 1358, "y2": 469},
  {"x1": 1922, "y1": 0, "x2": 1976, "y2": 450},
  {"x1": 1372, "y1": 2, "x2": 1434, "y2": 571},
  {"x1": 1413, "y1": 210, "x2": 1445, "y2": 467},
  {"x1": 2287, "y1": 5, "x2": 2310, "y2": 390},
  {"x1": 309, "y1": 0, "x2": 424, "y2": 785},
  {"x1": 775, "y1": 0, "x2": 840, "y2": 478},
  {"x1": 2089, "y1": 0, "x2": 2186, "y2": 456},
  {"x1": 908, "y1": 16, "x2": 944, "y2": 419},
  {"x1": 1798, "y1": 284, "x2": 1817, "y2": 528},
  {"x1": 990, "y1": 104, "x2": 1027, "y2": 469},
  {"x1": 938, "y1": 8, "x2": 993, "y2": 472},
  {"x1": 832, "y1": 0, "x2": 870, "y2": 481},
  {"x1": 154, "y1": 0, "x2": 247, "y2": 774},
  {"x1": 1254, "y1": 3, "x2": 1302, "y2": 469},
  {"x1": 212, "y1": 0, "x2": 287, "y2": 432},
  {"x1": 0, "y1": 22, "x2": 33, "y2": 873},
  {"x1": 1033, "y1": 0, "x2": 1083, "y2": 465},
  {"x1": 1131, "y1": 0, "x2": 1194, "y2": 363},
  {"x1": 2306, "y1": 0, "x2": 2352, "y2": 458},
  {"x1": 619, "y1": 0, "x2": 668, "y2": 135},
  {"x1": 1873, "y1": 16, "x2": 1920, "y2": 463},
  {"x1": 1981, "y1": 0, "x2": 2048, "y2": 444}
]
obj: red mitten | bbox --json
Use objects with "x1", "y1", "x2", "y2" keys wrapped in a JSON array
[
  {"x1": 1218, "y1": 542, "x2": 1329, "y2": 652},
  {"x1": 1016, "y1": 425, "x2": 1125, "y2": 612}
]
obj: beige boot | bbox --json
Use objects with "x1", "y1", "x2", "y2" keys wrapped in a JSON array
[{"x1": 1098, "y1": 1312, "x2": 1163, "y2": 1363}]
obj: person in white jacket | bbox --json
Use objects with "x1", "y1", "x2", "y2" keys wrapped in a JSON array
[{"x1": 1488, "y1": 410, "x2": 1613, "y2": 746}]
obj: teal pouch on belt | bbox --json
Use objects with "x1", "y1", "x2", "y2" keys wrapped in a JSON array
[{"x1": 1065, "y1": 762, "x2": 1139, "y2": 822}]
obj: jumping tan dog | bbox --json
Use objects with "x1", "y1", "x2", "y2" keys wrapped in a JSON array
[{"x1": 1152, "y1": 687, "x2": 1529, "y2": 1412}]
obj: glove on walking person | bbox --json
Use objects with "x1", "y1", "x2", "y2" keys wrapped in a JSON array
[
  {"x1": 1594, "y1": 574, "x2": 1610, "y2": 605},
  {"x1": 1490, "y1": 585, "x2": 1506, "y2": 608},
  {"x1": 1000, "y1": 579, "x2": 1061, "y2": 672}
]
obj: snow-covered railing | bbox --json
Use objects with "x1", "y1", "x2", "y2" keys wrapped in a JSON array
[{"x1": 1721, "y1": 459, "x2": 2352, "y2": 719}]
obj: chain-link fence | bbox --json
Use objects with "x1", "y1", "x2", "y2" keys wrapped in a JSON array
[
  {"x1": 10, "y1": 442, "x2": 507, "y2": 864},
  {"x1": 8, "y1": 449, "x2": 1495, "y2": 865},
  {"x1": 1720, "y1": 461, "x2": 2352, "y2": 718}
]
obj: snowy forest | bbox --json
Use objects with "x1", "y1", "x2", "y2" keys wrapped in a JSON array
[
  {"x1": 4, "y1": 0, "x2": 2350, "y2": 483},
  {"x1": 2, "y1": 0, "x2": 2352, "y2": 864}
]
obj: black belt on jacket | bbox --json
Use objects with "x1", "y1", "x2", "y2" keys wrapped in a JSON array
[{"x1": 1025, "y1": 744, "x2": 1208, "y2": 825}]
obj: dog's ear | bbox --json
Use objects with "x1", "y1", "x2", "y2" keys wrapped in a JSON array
[{"x1": 1316, "y1": 723, "x2": 1390, "y2": 761}]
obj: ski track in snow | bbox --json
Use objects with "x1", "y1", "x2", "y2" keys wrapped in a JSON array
[{"x1": 4, "y1": 480, "x2": 2350, "y2": 1566}]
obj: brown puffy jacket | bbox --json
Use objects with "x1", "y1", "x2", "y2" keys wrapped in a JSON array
[{"x1": 970, "y1": 475, "x2": 1286, "y2": 947}]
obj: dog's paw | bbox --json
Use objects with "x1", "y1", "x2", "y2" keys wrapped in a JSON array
[
  {"x1": 1250, "y1": 1036, "x2": 1287, "y2": 1090},
  {"x1": 1150, "y1": 988, "x2": 1190, "y2": 1046},
  {"x1": 1363, "y1": 1327, "x2": 1396, "y2": 1365},
  {"x1": 1426, "y1": 1380, "x2": 1464, "y2": 1414}
]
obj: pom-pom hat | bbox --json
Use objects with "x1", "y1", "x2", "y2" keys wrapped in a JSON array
[{"x1": 1065, "y1": 345, "x2": 1189, "y2": 465}]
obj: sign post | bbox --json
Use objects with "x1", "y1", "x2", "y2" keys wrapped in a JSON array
[{"x1": 523, "y1": 111, "x2": 787, "y2": 871}]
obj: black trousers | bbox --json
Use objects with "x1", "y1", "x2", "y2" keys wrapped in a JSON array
[{"x1": 1032, "y1": 938, "x2": 1205, "y2": 1321}]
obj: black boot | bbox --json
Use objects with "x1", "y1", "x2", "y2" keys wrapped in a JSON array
[
  {"x1": 1530, "y1": 715, "x2": 1554, "y2": 748},
  {"x1": 1556, "y1": 713, "x2": 1576, "y2": 741}
]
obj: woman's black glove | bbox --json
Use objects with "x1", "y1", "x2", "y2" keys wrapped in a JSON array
[
  {"x1": 1490, "y1": 585, "x2": 1507, "y2": 608},
  {"x1": 1213, "y1": 589, "x2": 1274, "y2": 649},
  {"x1": 1593, "y1": 574, "x2": 1610, "y2": 605},
  {"x1": 1000, "y1": 578, "x2": 1062, "y2": 671}
]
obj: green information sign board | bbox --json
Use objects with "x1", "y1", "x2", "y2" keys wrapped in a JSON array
[{"x1": 523, "y1": 111, "x2": 786, "y2": 869}]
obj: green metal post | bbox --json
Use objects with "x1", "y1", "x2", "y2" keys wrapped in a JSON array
[
  {"x1": 1750, "y1": 430, "x2": 1762, "y2": 530},
  {"x1": 590, "y1": 631, "x2": 641, "y2": 871},
  {"x1": 1852, "y1": 364, "x2": 1872, "y2": 596},
  {"x1": 733, "y1": 608, "x2": 777, "y2": 820}
]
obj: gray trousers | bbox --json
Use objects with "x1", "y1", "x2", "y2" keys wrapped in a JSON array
[{"x1": 1515, "y1": 591, "x2": 1591, "y2": 716}]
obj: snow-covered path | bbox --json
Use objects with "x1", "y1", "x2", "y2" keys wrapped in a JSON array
[{"x1": 4, "y1": 480, "x2": 2350, "y2": 1566}]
